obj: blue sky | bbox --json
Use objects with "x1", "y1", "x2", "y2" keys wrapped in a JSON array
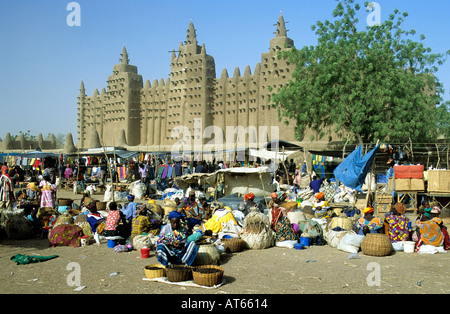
[{"x1": 1, "y1": 0, "x2": 449, "y2": 144}]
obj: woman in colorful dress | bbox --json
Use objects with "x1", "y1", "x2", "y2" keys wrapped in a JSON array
[
  {"x1": 384, "y1": 203, "x2": 410, "y2": 243},
  {"x1": 156, "y1": 211, "x2": 198, "y2": 266},
  {"x1": 355, "y1": 206, "x2": 383, "y2": 236},
  {"x1": 313, "y1": 192, "x2": 332, "y2": 219},
  {"x1": 415, "y1": 206, "x2": 449, "y2": 251},
  {"x1": 271, "y1": 205, "x2": 297, "y2": 242},
  {"x1": 103, "y1": 201, "x2": 128, "y2": 238},
  {"x1": 39, "y1": 175, "x2": 57, "y2": 208}
]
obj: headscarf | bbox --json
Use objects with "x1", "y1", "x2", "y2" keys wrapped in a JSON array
[
  {"x1": 431, "y1": 206, "x2": 441, "y2": 215},
  {"x1": 168, "y1": 210, "x2": 182, "y2": 220},
  {"x1": 1, "y1": 166, "x2": 7, "y2": 175},
  {"x1": 244, "y1": 193, "x2": 255, "y2": 201},
  {"x1": 315, "y1": 192, "x2": 324, "y2": 200},
  {"x1": 271, "y1": 192, "x2": 278, "y2": 199},
  {"x1": 393, "y1": 203, "x2": 406, "y2": 215},
  {"x1": 363, "y1": 207, "x2": 374, "y2": 214}
]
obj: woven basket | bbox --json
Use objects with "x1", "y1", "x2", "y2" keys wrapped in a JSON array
[
  {"x1": 144, "y1": 264, "x2": 166, "y2": 279},
  {"x1": 58, "y1": 198, "x2": 73, "y2": 206},
  {"x1": 166, "y1": 265, "x2": 192, "y2": 282},
  {"x1": 280, "y1": 201, "x2": 298, "y2": 211},
  {"x1": 361, "y1": 233, "x2": 393, "y2": 256},
  {"x1": 96, "y1": 201, "x2": 107, "y2": 211},
  {"x1": 192, "y1": 265, "x2": 224, "y2": 287},
  {"x1": 329, "y1": 215, "x2": 353, "y2": 231},
  {"x1": 222, "y1": 238, "x2": 245, "y2": 253}
]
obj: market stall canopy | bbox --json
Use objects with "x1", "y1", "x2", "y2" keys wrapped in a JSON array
[
  {"x1": 18, "y1": 151, "x2": 60, "y2": 158},
  {"x1": 77, "y1": 148, "x2": 140, "y2": 159},
  {"x1": 175, "y1": 167, "x2": 273, "y2": 197}
]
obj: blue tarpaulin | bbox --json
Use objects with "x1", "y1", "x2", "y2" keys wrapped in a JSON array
[{"x1": 333, "y1": 144, "x2": 380, "y2": 191}]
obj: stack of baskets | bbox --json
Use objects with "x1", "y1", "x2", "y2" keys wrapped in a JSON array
[
  {"x1": 144, "y1": 264, "x2": 166, "y2": 279},
  {"x1": 222, "y1": 238, "x2": 245, "y2": 253},
  {"x1": 166, "y1": 265, "x2": 192, "y2": 282},
  {"x1": 361, "y1": 233, "x2": 393, "y2": 256},
  {"x1": 192, "y1": 265, "x2": 224, "y2": 287}
]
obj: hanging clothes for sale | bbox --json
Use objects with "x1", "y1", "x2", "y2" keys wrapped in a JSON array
[{"x1": 312, "y1": 154, "x2": 326, "y2": 178}]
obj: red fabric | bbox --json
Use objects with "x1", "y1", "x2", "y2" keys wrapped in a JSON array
[{"x1": 394, "y1": 165, "x2": 423, "y2": 179}]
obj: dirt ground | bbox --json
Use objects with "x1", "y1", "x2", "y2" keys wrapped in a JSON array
[{"x1": 0, "y1": 188, "x2": 449, "y2": 296}]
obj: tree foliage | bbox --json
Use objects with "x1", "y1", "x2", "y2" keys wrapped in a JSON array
[{"x1": 271, "y1": 0, "x2": 450, "y2": 144}]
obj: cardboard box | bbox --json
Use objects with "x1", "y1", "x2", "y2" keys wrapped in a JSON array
[
  {"x1": 394, "y1": 165, "x2": 424, "y2": 179},
  {"x1": 395, "y1": 178, "x2": 425, "y2": 192},
  {"x1": 427, "y1": 170, "x2": 450, "y2": 193}
]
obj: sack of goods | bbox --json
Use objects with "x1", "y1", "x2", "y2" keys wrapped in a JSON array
[{"x1": 240, "y1": 212, "x2": 275, "y2": 250}]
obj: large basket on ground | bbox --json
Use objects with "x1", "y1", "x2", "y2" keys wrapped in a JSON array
[
  {"x1": 96, "y1": 201, "x2": 107, "y2": 211},
  {"x1": 361, "y1": 233, "x2": 393, "y2": 256},
  {"x1": 144, "y1": 264, "x2": 166, "y2": 279},
  {"x1": 166, "y1": 265, "x2": 192, "y2": 282},
  {"x1": 192, "y1": 265, "x2": 224, "y2": 287},
  {"x1": 222, "y1": 238, "x2": 245, "y2": 253},
  {"x1": 57, "y1": 198, "x2": 73, "y2": 206}
]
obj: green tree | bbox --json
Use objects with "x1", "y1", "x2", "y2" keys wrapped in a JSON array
[{"x1": 270, "y1": 0, "x2": 450, "y2": 144}]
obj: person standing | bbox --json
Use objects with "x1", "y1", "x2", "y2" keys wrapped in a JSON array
[
  {"x1": 0, "y1": 166, "x2": 14, "y2": 224},
  {"x1": 39, "y1": 175, "x2": 57, "y2": 208}
]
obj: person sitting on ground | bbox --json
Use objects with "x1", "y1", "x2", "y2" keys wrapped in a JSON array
[
  {"x1": 384, "y1": 203, "x2": 410, "y2": 243},
  {"x1": 312, "y1": 192, "x2": 332, "y2": 219},
  {"x1": 86, "y1": 205, "x2": 105, "y2": 235},
  {"x1": 355, "y1": 206, "x2": 384, "y2": 236},
  {"x1": 238, "y1": 192, "x2": 258, "y2": 216},
  {"x1": 122, "y1": 194, "x2": 138, "y2": 223},
  {"x1": 131, "y1": 205, "x2": 161, "y2": 239},
  {"x1": 156, "y1": 210, "x2": 198, "y2": 266},
  {"x1": 415, "y1": 205, "x2": 449, "y2": 251},
  {"x1": 184, "y1": 193, "x2": 211, "y2": 224},
  {"x1": 182, "y1": 190, "x2": 197, "y2": 209},
  {"x1": 271, "y1": 204, "x2": 297, "y2": 242},
  {"x1": 103, "y1": 201, "x2": 128, "y2": 239}
]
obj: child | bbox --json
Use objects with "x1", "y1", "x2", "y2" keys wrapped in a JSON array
[{"x1": 26, "y1": 177, "x2": 40, "y2": 200}]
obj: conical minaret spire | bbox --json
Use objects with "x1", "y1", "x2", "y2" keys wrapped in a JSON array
[
  {"x1": 276, "y1": 13, "x2": 287, "y2": 37},
  {"x1": 80, "y1": 80, "x2": 85, "y2": 94},
  {"x1": 120, "y1": 45, "x2": 129, "y2": 64},
  {"x1": 186, "y1": 21, "x2": 197, "y2": 45}
]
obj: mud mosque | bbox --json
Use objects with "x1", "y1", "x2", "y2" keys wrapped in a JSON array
[{"x1": 77, "y1": 14, "x2": 324, "y2": 152}]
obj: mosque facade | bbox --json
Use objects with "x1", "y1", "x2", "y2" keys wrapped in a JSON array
[{"x1": 77, "y1": 14, "x2": 302, "y2": 152}]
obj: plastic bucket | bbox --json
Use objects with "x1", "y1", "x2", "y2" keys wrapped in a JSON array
[
  {"x1": 107, "y1": 239, "x2": 117, "y2": 248},
  {"x1": 404, "y1": 241, "x2": 415, "y2": 253},
  {"x1": 140, "y1": 247, "x2": 151, "y2": 258},
  {"x1": 300, "y1": 236, "x2": 310, "y2": 247}
]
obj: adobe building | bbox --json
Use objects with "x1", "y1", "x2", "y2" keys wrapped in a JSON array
[{"x1": 77, "y1": 14, "x2": 328, "y2": 153}]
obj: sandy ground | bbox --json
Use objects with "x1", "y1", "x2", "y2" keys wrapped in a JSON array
[{"x1": 0, "y1": 188, "x2": 449, "y2": 296}]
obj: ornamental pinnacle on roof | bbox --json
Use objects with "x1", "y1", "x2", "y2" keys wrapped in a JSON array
[
  {"x1": 270, "y1": 13, "x2": 294, "y2": 50},
  {"x1": 276, "y1": 13, "x2": 288, "y2": 37},
  {"x1": 120, "y1": 45, "x2": 129, "y2": 65},
  {"x1": 186, "y1": 21, "x2": 197, "y2": 45}
]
